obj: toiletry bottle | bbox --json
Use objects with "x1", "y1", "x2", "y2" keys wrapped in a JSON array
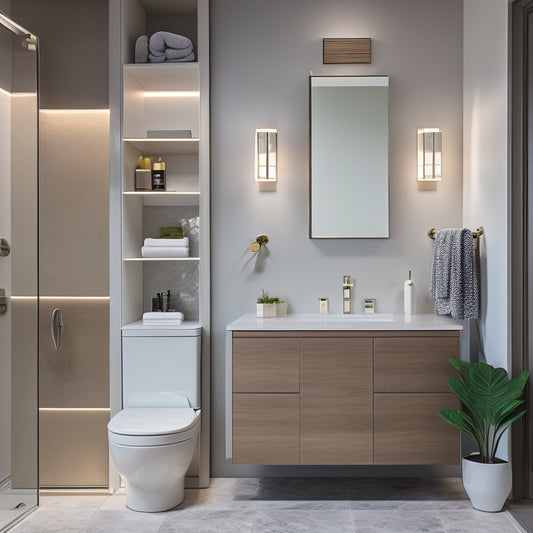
[
  {"x1": 319, "y1": 298, "x2": 329, "y2": 314},
  {"x1": 135, "y1": 155, "x2": 152, "y2": 191},
  {"x1": 151, "y1": 157, "x2": 166, "y2": 191},
  {"x1": 404, "y1": 270, "x2": 415, "y2": 315},
  {"x1": 343, "y1": 275, "x2": 353, "y2": 314}
]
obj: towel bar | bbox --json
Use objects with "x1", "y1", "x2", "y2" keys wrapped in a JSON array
[{"x1": 427, "y1": 226, "x2": 484, "y2": 240}]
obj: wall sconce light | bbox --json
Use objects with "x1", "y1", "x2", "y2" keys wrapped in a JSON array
[
  {"x1": 417, "y1": 128, "x2": 442, "y2": 181},
  {"x1": 255, "y1": 129, "x2": 277, "y2": 181}
]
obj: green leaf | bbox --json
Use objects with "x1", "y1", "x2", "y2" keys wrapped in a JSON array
[{"x1": 443, "y1": 359, "x2": 529, "y2": 463}]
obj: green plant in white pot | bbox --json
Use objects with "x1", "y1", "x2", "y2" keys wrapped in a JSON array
[
  {"x1": 256, "y1": 290, "x2": 287, "y2": 318},
  {"x1": 439, "y1": 359, "x2": 529, "y2": 512}
]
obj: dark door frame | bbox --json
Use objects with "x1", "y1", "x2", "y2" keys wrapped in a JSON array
[{"x1": 511, "y1": 0, "x2": 533, "y2": 501}]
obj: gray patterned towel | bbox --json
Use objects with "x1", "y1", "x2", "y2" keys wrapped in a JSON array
[{"x1": 429, "y1": 228, "x2": 479, "y2": 319}]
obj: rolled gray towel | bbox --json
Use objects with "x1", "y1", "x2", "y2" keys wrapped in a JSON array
[
  {"x1": 165, "y1": 44, "x2": 194, "y2": 60},
  {"x1": 135, "y1": 35, "x2": 148, "y2": 63},
  {"x1": 166, "y1": 52, "x2": 195, "y2": 62},
  {"x1": 148, "y1": 44, "x2": 193, "y2": 62},
  {"x1": 148, "y1": 52, "x2": 166, "y2": 63},
  {"x1": 148, "y1": 51, "x2": 195, "y2": 63},
  {"x1": 149, "y1": 31, "x2": 193, "y2": 54}
]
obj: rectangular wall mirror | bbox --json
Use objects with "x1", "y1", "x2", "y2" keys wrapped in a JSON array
[{"x1": 309, "y1": 75, "x2": 389, "y2": 238}]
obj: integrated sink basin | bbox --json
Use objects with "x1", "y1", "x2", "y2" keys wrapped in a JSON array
[{"x1": 302, "y1": 313, "x2": 394, "y2": 321}]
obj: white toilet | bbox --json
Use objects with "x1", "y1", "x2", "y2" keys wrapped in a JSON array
[{"x1": 107, "y1": 327, "x2": 201, "y2": 512}]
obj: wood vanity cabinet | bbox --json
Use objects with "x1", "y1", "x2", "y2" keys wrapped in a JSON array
[
  {"x1": 373, "y1": 335, "x2": 460, "y2": 464},
  {"x1": 231, "y1": 331, "x2": 460, "y2": 466},
  {"x1": 300, "y1": 338, "x2": 373, "y2": 464},
  {"x1": 232, "y1": 337, "x2": 299, "y2": 464}
]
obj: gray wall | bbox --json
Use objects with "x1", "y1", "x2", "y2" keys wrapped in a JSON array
[
  {"x1": 12, "y1": 0, "x2": 108, "y2": 108},
  {"x1": 211, "y1": 0, "x2": 463, "y2": 476},
  {"x1": 463, "y1": 0, "x2": 509, "y2": 455}
]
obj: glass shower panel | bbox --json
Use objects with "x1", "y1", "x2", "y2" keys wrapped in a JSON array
[{"x1": 0, "y1": 12, "x2": 39, "y2": 531}]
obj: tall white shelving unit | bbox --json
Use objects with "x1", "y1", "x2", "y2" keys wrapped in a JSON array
[{"x1": 109, "y1": 0, "x2": 210, "y2": 490}]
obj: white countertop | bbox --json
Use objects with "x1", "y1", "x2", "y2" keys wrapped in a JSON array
[{"x1": 226, "y1": 313, "x2": 463, "y2": 331}]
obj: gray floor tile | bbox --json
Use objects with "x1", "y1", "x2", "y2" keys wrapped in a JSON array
[
  {"x1": 178, "y1": 478, "x2": 260, "y2": 511},
  {"x1": 38, "y1": 494, "x2": 108, "y2": 511},
  {"x1": 350, "y1": 499, "x2": 473, "y2": 511},
  {"x1": 346, "y1": 477, "x2": 467, "y2": 501},
  {"x1": 438, "y1": 509, "x2": 521, "y2": 533},
  {"x1": 253, "y1": 510, "x2": 354, "y2": 533},
  {"x1": 159, "y1": 509, "x2": 254, "y2": 533},
  {"x1": 5, "y1": 478, "x2": 523, "y2": 533},
  {"x1": 259, "y1": 478, "x2": 348, "y2": 501},
  {"x1": 257, "y1": 498, "x2": 351, "y2": 510},
  {"x1": 9, "y1": 508, "x2": 95, "y2": 532},
  {"x1": 80, "y1": 508, "x2": 167, "y2": 533},
  {"x1": 352, "y1": 509, "x2": 446, "y2": 533}
]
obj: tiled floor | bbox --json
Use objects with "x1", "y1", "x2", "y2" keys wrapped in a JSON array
[{"x1": 8, "y1": 478, "x2": 525, "y2": 533}]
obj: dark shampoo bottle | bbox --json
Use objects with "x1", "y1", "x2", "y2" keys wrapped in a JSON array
[{"x1": 151, "y1": 158, "x2": 166, "y2": 191}]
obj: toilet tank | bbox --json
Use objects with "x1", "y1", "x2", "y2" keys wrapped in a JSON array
[{"x1": 121, "y1": 323, "x2": 201, "y2": 409}]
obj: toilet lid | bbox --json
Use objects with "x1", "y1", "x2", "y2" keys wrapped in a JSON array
[{"x1": 108, "y1": 407, "x2": 198, "y2": 436}]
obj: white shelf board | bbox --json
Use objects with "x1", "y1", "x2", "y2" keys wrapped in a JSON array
[
  {"x1": 124, "y1": 257, "x2": 200, "y2": 262},
  {"x1": 123, "y1": 63, "x2": 199, "y2": 91},
  {"x1": 136, "y1": 0, "x2": 197, "y2": 14},
  {"x1": 124, "y1": 138, "x2": 199, "y2": 155},
  {"x1": 123, "y1": 191, "x2": 200, "y2": 206}
]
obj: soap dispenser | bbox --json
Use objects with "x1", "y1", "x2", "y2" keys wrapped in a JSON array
[
  {"x1": 404, "y1": 270, "x2": 415, "y2": 315},
  {"x1": 342, "y1": 275, "x2": 353, "y2": 314}
]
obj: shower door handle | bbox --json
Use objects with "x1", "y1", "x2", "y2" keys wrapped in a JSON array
[
  {"x1": 51, "y1": 307, "x2": 64, "y2": 351},
  {"x1": 0, "y1": 238, "x2": 10, "y2": 257}
]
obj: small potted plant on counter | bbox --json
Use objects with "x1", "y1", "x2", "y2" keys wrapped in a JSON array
[
  {"x1": 256, "y1": 290, "x2": 288, "y2": 318},
  {"x1": 439, "y1": 359, "x2": 529, "y2": 512}
]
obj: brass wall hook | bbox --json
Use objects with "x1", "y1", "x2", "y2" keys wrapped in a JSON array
[{"x1": 249, "y1": 234, "x2": 269, "y2": 252}]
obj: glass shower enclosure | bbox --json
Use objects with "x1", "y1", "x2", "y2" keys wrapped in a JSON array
[{"x1": 0, "y1": 12, "x2": 39, "y2": 532}]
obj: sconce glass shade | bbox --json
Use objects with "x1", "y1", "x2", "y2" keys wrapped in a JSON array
[
  {"x1": 255, "y1": 129, "x2": 277, "y2": 181},
  {"x1": 417, "y1": 128, "x2": 442, "y2": 181}
]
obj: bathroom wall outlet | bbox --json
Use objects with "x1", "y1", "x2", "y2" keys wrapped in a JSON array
[{"x1": 363, "y1": 298, "x2": 375, "y2": 313}]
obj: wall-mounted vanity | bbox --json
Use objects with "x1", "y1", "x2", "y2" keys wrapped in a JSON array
[
  {"x1": 309, "y1": 75, "x2": 389, "y2": 239},
  {"x1": 226, "y1": 313, "x2": 461, "y2": 466}
]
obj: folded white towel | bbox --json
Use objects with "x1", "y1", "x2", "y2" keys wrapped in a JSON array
[
  {"x1": 143, "y1": 321, "x2": 182, "y2": 326},
  {"x1": 143, "y1": 312, "x2": 184, "y2": 320},
  {"x1": 141, "y1": 246, "x2": 189, "y2": 258},
  {"x1": 142, "y1": 312, "x2": 184, "y2": 326},
  {"x1": 144, "y1": 238, "x2": 189, "y2": 248}
]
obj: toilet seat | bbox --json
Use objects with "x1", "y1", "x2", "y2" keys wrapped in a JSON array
[{"x1": 108, "y1": 407, "x2": 200, "y2": 446}]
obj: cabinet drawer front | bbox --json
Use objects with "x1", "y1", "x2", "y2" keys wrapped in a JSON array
[
  {"x1": 233, "y1": 393, "x2": 299, "y2": 464},
  {"x1": 374, "y1": 393, "x2": 460, "y2": 465},
  {"x1": 374, "y1": 336, "x2": 459, "y2": 393},
  {"x1": 233, "y1": 337, "x2": 299, "y2": 393},
  {"x1": 300, "y1": 338, "x2": 372, "y2": 391},
  {"x1": 300, "y1": 338, "x2": 373, "y2": 464}
]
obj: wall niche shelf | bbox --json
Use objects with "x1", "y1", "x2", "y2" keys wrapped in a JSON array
[
  {"x1": 124, "y1": 138, "x2": 199, "y2": 155},
  {"x1": 123, "y1": 62, "x2": 199, "y2": 92},
  {"x1": 123, "y1": 192, "x2": 200, "y2": 207},
  {"x1": 109, "y1": 0, "x2": 210, "y2": 492},
  {"x1": 123, "y1": 257, "x2": 200, "y2": 262}
]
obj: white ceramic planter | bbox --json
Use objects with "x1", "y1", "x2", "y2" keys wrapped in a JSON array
[
  {"x1": 462, "y1": 455, "x2": 512, "y2": 512},
  {"x1": 256, "y1": 302, "x2": 287, "y2": 318},
  {"x1": 257, "y1": 303, "x2": 276, "y2": 318}
]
